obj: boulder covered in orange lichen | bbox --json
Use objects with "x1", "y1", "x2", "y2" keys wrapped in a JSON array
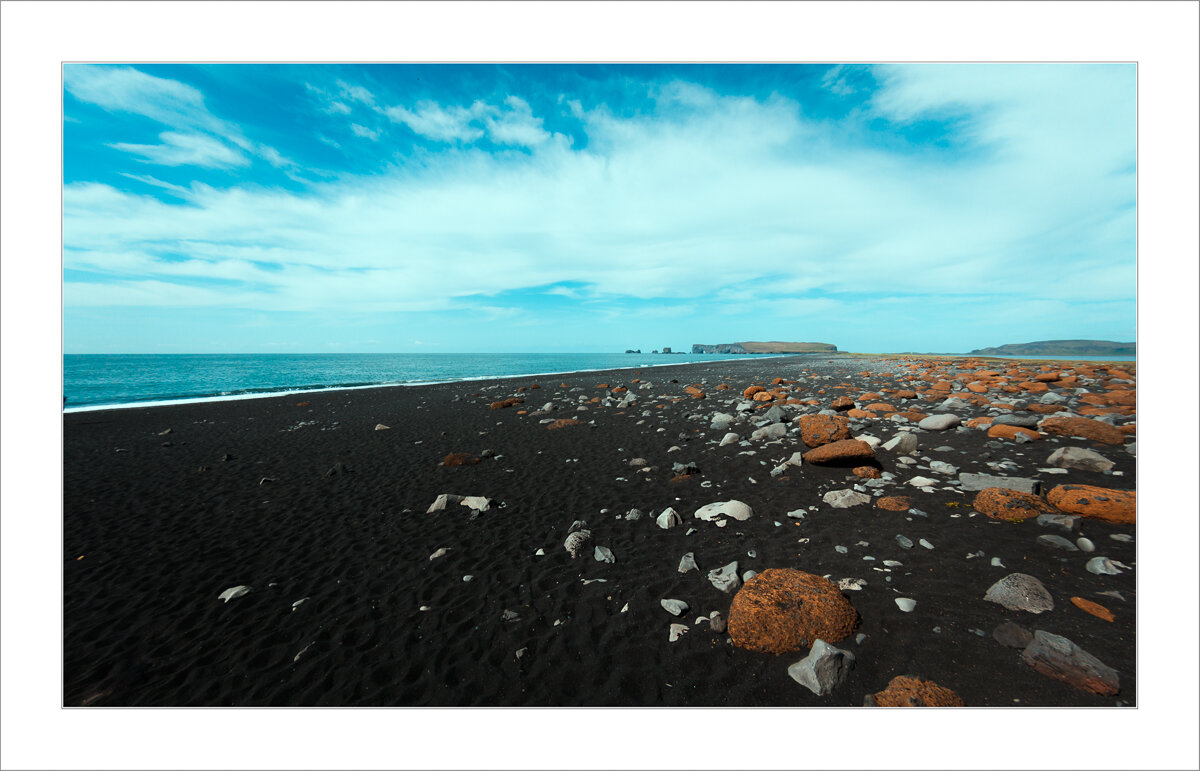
[
  {"x1": 1038, "y1": 416, "x2": 1126, "y2": 446},
  {"x1": 987, "y1": 424, "x2": 1041, "y2": 441},
  {"x1": 973, "y1": 487, "x2": 1055, "y2": 521},
  {"x1": 546, "y1": 418, "x2": 583, "y2": 430},
  {"x1": 1047, "y1": 484, "x2": 1136, "y2": 524},
  {"x1": 743, "y1": 385, "x2": 766, "y2": 399},
  {"x1": 866, "y1": 676, "x2": 965, "y2": 707},
  {"x1": 727, "y1": 569, "x2": 859, "y2": 654},
  {"x1": 489, "y1": 397, "x2": 524, "y2": 410},
  {"x1": 798, "y1": 414, "x2": 851, "y2": 447},
  {"x1": 831, "y1": 396, "x2": 855, "y2": 410},
  {"x1": 441, "y1": 453, "x2": 480, "y2": 467},
  {"x1": 852, "y1": 466, "x2": 881, "y2": 479},
  {"x1": 875, "y1": 496, "x2": 911, "y2": 511},
  {"x1": 802, "y1": 439, "x2": 875, "y2": 465}
]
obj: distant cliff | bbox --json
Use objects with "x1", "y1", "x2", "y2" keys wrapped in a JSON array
[
  {"x1": 968, "y1": 340, "x2": 1136, "y2": 356},
  {"x1": 692, "y1": 341, "x2": 838, "y2": 354}
]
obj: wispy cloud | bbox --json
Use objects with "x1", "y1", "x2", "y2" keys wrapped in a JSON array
[
  {"x1": 110, "y1": 131, "x2": 249, "y2": 168},
  {"x1": 383, "y1": 100, "x2": 489, "y2": 143},
  {"x1": 350, "y1": 123, "x2": 380, "y2": 141}
]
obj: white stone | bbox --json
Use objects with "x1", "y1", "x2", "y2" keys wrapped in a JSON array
[
  {"x1": 218, "y1": 585, "x2": 251, "y2": 603},
  {"x1": 894, "y1": 598, "x2": 917, "y2": 612},
  {"x1": 656, "y1": 507, "x2": 682, "y2": 529},
  {"x1": 661, "y1": 599, "x2": 689, "y2": 616},
  {"x1": 823, "y1": 489, "x2": 871, "y2": 508},
  {"x1": 694, "y1": 500, "x2": 754, "y2": 522},
  {"x1": 668, "y1": 623, "x2": 689, "y2": 642}
]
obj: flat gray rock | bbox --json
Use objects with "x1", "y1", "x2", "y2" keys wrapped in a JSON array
[
  {"x1": 787, "y1": 639, "x2": 855, "y2": 696},
  {"x1": 984, "y1": 573, "x2": 1054, "y2": 614},
  {"x1": 694, "y1": 500, "x2": 754, "y2": 522},
  {"x1": 1036, "y1": 534, "x2": 1079, "y2": 551},
  {"x1": 959, "y1": 472, "x2": 1040, "y2": 494},
  {"x1": 882, "y1": 432, "x2": 918, "y2": 454},
  {"x1": 823, "y1": 489, "x2": 871, "y2": 508},
  {"x1": 1037, "y1": 512, "x2": 1080, "y2": 532},
  {"x1": 678, "y1": 552, "x2": 698, "y2": 573},
  {"x1": 894, "y1": 598, "x2": 916, "y2": 612},
  {"x1": 1086, "y1": 556, "x2": 1126, "y2": 576},
  {"x1": 993, "y1": 413, "x2": 1041, "y2": 428},
  {"x1": 750, "y1": 423, "x2": 787, "y2": 441},
  {"x1": 594, "y1": 545, "x2": 616, "y2": 563},
  {"x1": 668, "y1": 623, "x2": 689, "y2": 642},
  {"x1": 918, "y1": 414, "x2": 961, "y2": 431},
  {"x1": 708, "y1": 561, "x2": 741, "y2": 594},
  {"x1": 624, "y1": 508, "x2": 643, "y2": 521},
  {"x1": 895, "y1": 534, "x2": 914, "y2": 549},
  {"x1": 660, "y1": 598, "x2": 689, "y2": 616},
  {"x1": 1046, "y1": 446, "x2": 1115, "y2": 473}
]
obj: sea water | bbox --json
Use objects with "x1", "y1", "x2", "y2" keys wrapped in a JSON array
[{"x1": 62, "y1": 352, "x2": 790, "y2": 411}]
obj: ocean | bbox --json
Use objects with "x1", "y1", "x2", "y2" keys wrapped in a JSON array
[{"x1": 61, "y1": 352, "x2": 791, "y2": 411}]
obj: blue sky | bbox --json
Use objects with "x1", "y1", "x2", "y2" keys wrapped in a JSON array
[{"x1": 62, "y1": 63, "x2": 1136, "y2": 354}]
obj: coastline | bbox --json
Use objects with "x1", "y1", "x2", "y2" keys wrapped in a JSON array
[{"x1": 63, "y1": 353, "x2": 1136, "y2": 706}]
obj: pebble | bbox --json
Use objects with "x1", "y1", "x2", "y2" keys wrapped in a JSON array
[
  {"x1": 1076, "y1": 537, "x2": 1096, "y2": 553},
  {"x1": 895, "y1": 535, "x2": 913, "y2": 549},
  {"x1": 218, "y1": 585, "x2": 251, "y2": 603},
  {"x1": 1036, "y1": 534, "x2": 1079, "y2": 551},
  {"x1": 429, "y1": 547, "x2": 451, "y2": 561},
  {"x1": 838, "y1": 577, "x2": 867, "y2": 591},
  {"x1": 709, "y1": 611, "x2": 727, "y2": 634},
  {"x1": 991, "y1": 557, "x2": 1005, "y2": 568},
  {"x1": 668, "y1": 624, "x2": 689, "y2": 642},
  {"x1": 661, "y1": 599, "x2": 689, "y2": 616},
  {"x1": 824, "y1": 489, "x2": 871, "y2": 508},
  {"x1": 787, "y1": 639, "x2": 855, "y2": 696},
  {"x1": 1085, "y1": 556, "x2": 1127, "y2": 576},
  {"x1": 462, "y1": 575, "x2": 474, "y2": 582},
  {"x1": 594, "y1": 546, "x2": 616, "y2": 563},
  {"x1": 895, "y1": 598, "x2": 917, "y2": 612},
  {"x1": 918, "y1": 539, "x2": 934, "y2": 550},
  {"x1": 678, "y1": 552, "x2": 698, "y2": 573},
  {"x1": 835, "y1": 545, "x2": 849, "y2": 554},
  {"x1": 984, "y1": 573, "x2": 1054, "y2": 613},
  {"x1": 1109, "y1": 533, "x2": 1132, "y2": 543}
]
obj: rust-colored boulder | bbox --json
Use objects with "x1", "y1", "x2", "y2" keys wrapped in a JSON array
[
  {"x1": 974, "y1": 487, "x2": 1055, "y2": 522},
  {"x1": 876, "y1": 496, "x2": 911, "y2": 511},
  {"x1": 752, "y1": 391, "x2": 775, "y2": 402},
  {"x1": 798, "y1": 414, "x2": 851, "y2": 447},
  {"x1": 685, "y1": 385, "x2": 706, "y2": 399},
  {"x1": 1026, "y1": 403, "x2": 1063, "y2": 414},
  {"x1": 442, "y1": 453, "x2": 480, "y2": 467},
  {"x1": 895, "y1": 390, "x2": 917, "y2": 399},
  {"x1": 489, "y1": 397, "x2": 524, "y2": 410},
  {"x1": 1038, "y1": 416, "x2": 1126, "y2": 446},
  {"x1": 743, "y1": 385, "x2": 765, "y2": 399},
  {"x1": 802, "y1": 439, "x2": 875, "y2": 465},
  {"x1": 987, "y1": 424, "x2": 1041, "y2": 441},
  {"x1": 831, "y1": 396, "x2": 855, "y2": 410},
  {"x1": 865, "y1": 402, "x2": 895, "y2": 413},
  {"x1": 727, "y1": 569, "x2": 859, "y2": 654},
  {"x1": 1070, "y1": 596, "x2": 1115, "y2": 622},
  {"x1": 866, "y1": 676, "x2": 965, "y2": 707},
  {"x1": 846, "y1": 408, "x2": 876, "y2": 419},
  {"x1": 966, "y1": 416, "x2": 993, "y2": 428},
  {"x1": 547, "y1": 418, "x2": 583, "y2": 430},
  {"x1": 853, "y1": 466, "x2": 881, "y2": 479},
  {"x1": 1047, "y1": 484, "x2": 1136, "y2": 524}
]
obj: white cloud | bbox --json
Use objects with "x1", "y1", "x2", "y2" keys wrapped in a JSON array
[
  {"x1": 337, "y1": 80, "x2": 376, "y2": 107},
  {"x1": 484, "y1": 96, "x2": 550, "y2": 147},
  {"x1": 327, "y1": 101, "x2": 351, "y2": 115},
  {"x1": 64, "y1": 67, "x2": 1135, "y2": 321},
  {"x1": 109, "y1": 131, "x2": 249, "y2": 168},
  {"x1": 350, "y1": 123, "x2": 380, "y2": 141}
]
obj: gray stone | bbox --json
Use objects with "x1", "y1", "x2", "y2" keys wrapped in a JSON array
[
  {"x1": 719, "y1": 432, "x2": 741, "y2": 446},
  {"x1": 668, "y1": 624, "x2": 689, "y2": 642},
  {"x1": 563, "y1": 530, "x2": 592, "y2": 558},
  {"x1": 1086, "y1": 556, "x2": 1126, "y2": 576},
  {"x1": 992, "y1": 621, "x2": 1034, "y2": 649},
  {"x1": 993, "y1": 413, "x2": 1041, "y2": 428},
  {"x1": 710, "y1": 413, "x2": 735, "y2": 430},
  {"x1": 984, "y1": 573, "x2": 1054, "y2": 614},
  {"x1": 709, "y1": 611, "x2": 727, "y2": 634},
  {"x1": 1021, "y1": 630, "x2": 1119, "y2": 696},
  {"x1": 594, "y1": 545, "x2": 616, "y2": 563},
  {"x1": 624, "y1": 508, "x2": 643, "y2": 521},
  {"x1": 500, "y1": 609, "x2": 520, "y2": 622},
  {"x1": 882, "y1": 432, "x2": 918, "y2": 454},
  {"x1": 1039, "y1": 391, "x2": 1069, "y2": 404},
  {"x1": 918, "y1": 414, "x2": 961, "y2": 431},
  {"x1": 958, "y1": 473, "x2": 1040, "y2": 494},
  {"x1": 708, "y1": 561, "x2": 741, "y2": 593},
  {"x1": 678, "y1": 552, "x2": 698, "y2": 573},
  {"x1": 895, "y1": 534, "x2": 913, "y2": 549},
  {"x1": 660, "y1": 598, "x2": 689, "y2": 616},
  {"x1": 762, "y1": 405, "x2": 787, "y2": 423},
  {"x1": 823, "y1": 489, "x2": 871, "y2": 508},
  {"x1": 428, "y1": 547, "x2": 451, "y2": 561},
  {"x1": 906, "y1": 476, "x2": 938, "y2": 488},
  {"x1": 787, "y1": 639, "x2": 855, "y2": 696},
  {"x1": 567, "y1": 519, "x2": 588, "y2": 534},
  {"x1": 656, "y1": 507, "x2": 682, "y2": 529},
  {"x1": 1076, "y1": 537, "x2": 1096, "y2": 553},
  {"x1": 928, "y1": 460, "x2": 958, "y2": 475},
  {"x1": 628, "y1": 458, "x2": 648, "y2": 467},
  {"x1": 672, "y1": 461, "x2": 699, "y2": 476},
  {"x1": 751, "y1": 423, "x2": 788, "y2": 441},
  {"x1": 742, "y1": 570, "x2": 758, "y2": 583},
  {"x1": 694, "y1": 500, "x2": 754, "y2": 522},
  {"x1": 918, "y1": 538, "x2": 934, "y2": 550},
  {"x1": 1046, "y1": 446, "x2": 1115, "y2": 473},
  {"x1": 894, "y1": 598, "x2": 916, "y2": 612},
  {"x1": 1037, "y1": 512, "x2": 1080, "y2": 532},
  {"x1": 1037, "y1": 534, "x2": 1079, "y2": 551},
  {"x1": 938, "y1": 397, "x2": 970, "y2": 411},
  {"x1": 218, "y1": 585, "x2": 251, "y2": 603}
]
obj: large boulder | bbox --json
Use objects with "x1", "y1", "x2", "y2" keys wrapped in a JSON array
[
  {"x1": 802, "y1": 439, "x2": 875, "y2": 465},
  {"x1": 973, "y1": 487, "x2": 1055, "y2": 521},
  {"x1": 727, "y1": 569, "x2": 859, "y2": 654},
  {"x1": 1038, "y1": 416, "x2": 1125, "y2": 446},
  {"x1": 983, "y1": 573, "x2": 1055, "y2": 614},
  {"x1": 798, "y1": 414, "x2": 851, "y2": 448},
  {"x1": 918, "y1": 414, "x2": 961, "y2": 431},
  {"x1": 1046, "y1": 484, "x2": 1136, "y2": 524},
  {"x1": 1046, "y1": 447, "x2": 1115, "y2": 473},
  {"x1": 1021, "y1": 630, "x2": 1120, "y2": 696},
  {"x1": 864, "y1": 675, "x2": 965, "y2": 707}
]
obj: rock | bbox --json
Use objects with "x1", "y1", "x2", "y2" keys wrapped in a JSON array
[
  {"x1": 1038, "y1": 416, "x2": 1125, "y2": 445},
  {"x1": 710, "y1": 413, "x2": 734, "y2": 430},
  {"x1": 709, "y1": 611, "x2": 727, "y2": 634},
  {"x1": 501, "y1": 609, "x2": 520, "y2": 622},
  {"x1": 563, "y1": 530, "x2": 592, "y2": 558},
  {"x1": 1021, "y1": 630, "x2": 1119, "y2": 696},
  {"x1": 895, "y1": 534, "x2": 913, "y2": 549},
  {"x1": 489, "y1": 397, "x2": 524, "y2": 410},
  {"x1": 727, "y1": 569, "x2": 859, "y2": 653},
  {"x1": 1070, "y1": 596, "x2": 1115, "y2": 622},
  {"x1": 678, "y1": 552, "x2": 698, "y2": 573},
  {"x1": 993, "y1": 413, "x2": 1042, "y2": 428},
  {"x1": 671, "y1": 461, "x2": 700, "y2": 476},
  {"x1": 973, "y1": 487, "x2": 1055, "y2": 521},
  {"x1": 628, "y1": 458, "x2": 648, "y2": 467},
  {"x1": 837, "y1": 577, "x2": 867, "y2": 592},
  {"x1": 906, "y1": 476, "x2": 938, "y2": 488},
  {"x1": 958, "y1": 473, "x2": 1040, "y2": 494},
  {"x1": 762, "y1": 405, "x2": 787, "y2": 423},
  {"x1": 458, "y1": 496, "x2": 491, "y2": 512},
  {"x1": 894, "y1": 598, "x2": 916, "y2": 612},
  {"x1": 852, "y1": 465, "x2": 881, "y2": 479},
  {"x1": 787, "y1": 639, "x2": 856, "y2": 696},
  {"x1": 983, "y1": 573, "x2": 1054, "y2": 613},
  {"x1": 988, "y1": 424, "x2": 1041, "y2": 442},
  {"x1": 624, "y1": 508, "x2": 643, "y2": 521},
  {"x1": 428, "y1": 547, "x2": 451, "y2": 561},
  {"x1": 802, "y1": 439, "x2": 875, "y2": 465},
  {"x1": 1086, "y1": 556, "x2": 1127, "y2": 576},
  {"x1": 798, "y1": 414, "x2": 852, "y2": 447},
  {"x1": 992, "y1": 621, "x2": 1034, "y2": 648},
  {"x1": 823, "y1": 489, "x2": 871, "y2": 508},
  {"x1": 1046, "y1": 484, "x2": 1135, "y2": 524},
  {"x1": 881, "y1": 432, "x2": 918, "y2": 454},
  {"x1": 928, "y1": 460, "x2": 958, "y2": 475},
  {"x1": 374, "y1": 424, "x2": 390, "y2": 431},
  {"x1": 875, "y1": 495, "x2": 911, "y2": 511},
  {"x1": 547, "y1": 418, "x2": 583, "y2": 430},
  {"x1": 719, "y1": 432, "x2": 741, "y2": 446},
  {"x1": 218, "y1": 585, "x2": 251, "y2": 603},
  {"x1": 864, "y1": 675, "x2": 965, "y2": 707},
  {"x1": 594, "y1": 545, "x2": 616, "y2": 563},
  {"x1": 426, "y1": 493, "x2": 492, "y2": 513},
  {"x1": 656, "y1": 507, "x2": 682, "y2": 529},
  {"x1": 918, "y1": 539, "x2": 934, "y2": 550},
  {"x1": 751, "y1": 423, "x2": 788, "y2": 441},
  {"x1": 442, "y1": 452, "x2": 480, "y2": 467},
  {"x1": 831, "y1": 396, "x2": 855, "y2": 410},
  {"x1": 1045, "y1": 446, "x2": 1114, "y2": 473},
  {"x1": 668, "y1": 624, "x2": 689, "y2": 642},
  {"x1": 1036, "y1": 512, "x2": 1080, "y2": 532},
  {"x1": 661, "y1": 599, "x2": 689, "y2": 616},
  {"x1": 708, "y1": 561, "x2": 741, "y2": 594},
  {"x1": 1076, "y1": 537, "x2": 1095, "y2": 552},
  {"x1": 1037, "y1": 534, "x2": 1079, "y2": 551},
  {"x1": 918, "y1": 414, "x2": 961, "y2": 431},
  {"x1": 694, "y1": 500, "x2": 754, "y2": 522}
]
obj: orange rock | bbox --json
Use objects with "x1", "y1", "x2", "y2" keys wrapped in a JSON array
[
  {"x1": 728, "y1": 569, "x2": 859, "y2": 654},
  {"x1": 1038, "y1": 416, "x2": 1126, "y2": 446},
  {"x1": 1026, "y1": 403, "x2": 1063, "y2": 414},
  {"x1": 895, "y1": 390, "x2": 917, "y2": 399},
  {"x1": 966, "y1": 416, "x2": 993, "y2": 428},
  {"x1": 798, "y1": 414, "x2": 851, "y2": 447},
  {"x1": 1070, "y1": 597, "x2": 1115, "y2": 622},
  {"x1": 589, "y1": 397, "x2": 601, "y2": 404},
  {"x1": 1018, "y1": 381, "x2": 1050, "y2": 393},
  {"x1": 489, "y1": 397, "x2": 524, "y2": 410},
  {"x1": 973, "y1": 487, "x2": 1055, "y2": 522},
  {"x1": 802, "y1": 439, "x2": 875, "y2": 465},
  {"x1": 846, "y1": 409, "x2": 876, "y2": 419},
  {"x1": 853, "y1": 466, "x2": 881, "y2": 479},
  {"x1": 743, "y1": 385, "x2": 766, "y2": 399},
  {"x1": 1119, "y1": 424, "x2": 1136, "y2": 435},
  {"x1": 516, "y1": 410, "x2": 528, "y2": 415},
  {"x1": 752, "y1": 391, "x2": 775, "y2": 402},
  {"x1": 771, "y1": 377, "x2": 785, "y2": 385},
  {"x1": 296, "y1": 401, "x2": 310, "y2": 407},
  {"x1": 547, "y1": 419, "x2": 583, "y2": 430},
  {"x1": 1035, "y1": 372, "x2": 1060, "y2": 382},
  {"x1": 987, "y1": 424, "x2": 1041, "y2": 441},
  {"x1": 931, "y1": 381, "x2": 952, "y2": 392},
  {"x1": 611, "y1": 386, "x2": 627, "y2": 393},
  {"x1": 867, "y1": 676, "x2": 965, "y2": 707},
  {"x1": 516, "y1": 386, "x2": 527, "y2": 392},
  {"x1": 596, "y1": 383, "x2": 610, "y2": 389},
  {"x1": 685, "y1": 385, "x2": 706, "y2": 399},
  {"x1": 865, "y1": 402, "x2": 896, "y2": 413},
  {"x1": 716, "y1": 383, "x2": 731, "y2": 391},
  {"x1": 966, "y1": 383, "x2": 988, "y2": 393},
  {"x1": 876, "y1": 496, "x2": 911, "y2": 511},
  {"x1": 897, "y1": 410, "x2": 928, "y2": 422},
  {"x1": 1047, "y1": 484, "x2": 1136, "y2": 524},
  {"x1": 990, "y1": 402, "x2": 1014, "y2": 411},
  {"x1": 442, "y1": 453, "x2": 480, "y2": 467}
]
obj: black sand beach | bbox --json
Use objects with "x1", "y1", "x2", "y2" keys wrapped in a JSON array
[{"x1": 62, "y1": 354, "x2": 1136, "y2": 707}]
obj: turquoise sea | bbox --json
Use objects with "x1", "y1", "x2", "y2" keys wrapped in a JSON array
[{"x1": 61, "y1": 352, "x2": 791, "y2": 411}]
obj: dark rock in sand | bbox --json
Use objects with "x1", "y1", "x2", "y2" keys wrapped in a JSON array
[
  {"x1": 983, "y1": 573, "x2": 1054, "y2": 614},
  {"x1": 992, "y1": 621, "x2": 1034, "y2": 649},
  {"x1": 727, "y1": 569, "x2": 858, "y2": 654},
  {"x1": 1021, "y1": 630, "x2": 1120, "y2": 696},
  {"x1": 442, "y1": 453, "x2": 480, "y2": 467}
]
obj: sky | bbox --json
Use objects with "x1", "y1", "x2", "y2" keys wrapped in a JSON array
[{"x1": 62, "y1": 63, "x2": 1137, "y2": 354}]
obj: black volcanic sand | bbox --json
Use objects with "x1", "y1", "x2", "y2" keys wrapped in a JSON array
[{"x1": 63, "y1": 354, "x2": 1136, "y2": 707}]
